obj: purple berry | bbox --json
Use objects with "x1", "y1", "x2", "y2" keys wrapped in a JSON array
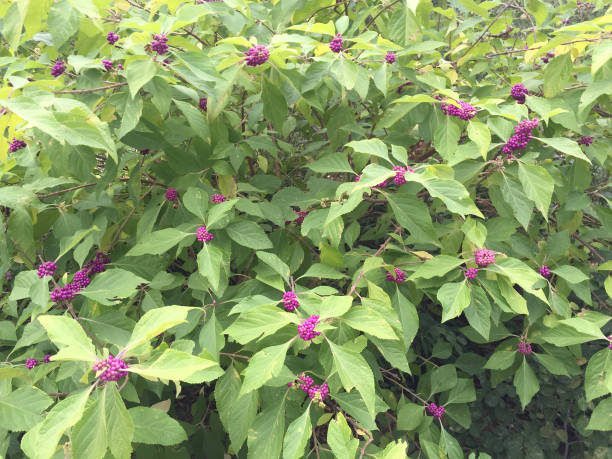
[
  {"x1": 165, "y1": 187, "x2": 178, "y2": 201},
  {"x1": 107, "y1": 31, "x2": 119, "y2": 45},
  {"x1": 298, "y1": 315, "x2": 321, "y2": 341},
  {"x1": 578, "y1": 136, "x2": 593, "y2": 146},
  {"x1": 282, "y1": 291, "x2": 299, "y2": 311},
  {"x1": 426, "y1": 402, "x2": 445, "y2": 419},
  {"x1": 329, "y1": 34, "x2": 343, "y2": 53},
  {"x1": 92, "y1": 355, "x2": 128, "y2": 381},
  {"x1": 210, "y1": 193, "x2": 226, "y2": 204},
  {"x1": 608, "y1": 336, "x2": 612, "y2": 350},
  {"x1": 140, "y1": 149, "x2": 150, "y2": 155},
  {"x1": 298, "y1": 374, "x2": 313, "y2": 392},
  {"x1": 43, "y1": 354, "x2": 52, "y2": 364},
  {"x1": 73, "y1": 269, "x2": 91, "y2": 288},
  {"x1": 308, "y1": 382, "x2": 329, "y2": 402},
  {"x1": 392, "y1": 165, "x2": 414, "y2": 185},
  {"x1": 196, "y1": 226, "x2": 214, "y2": 243},
  {"x1": 539, "y1": 265, "x2": 551, "y2": 278},
  {"x1": 385, "y1": 52, "x2": 396, "y2": 64},
  {"x1": 386, "y1": 268, "x2": 406, "y2": 283},
  {"x1": 474, "y1": 249, "x2": 495, "y2": 267},
  {"x1": 151, "y1": 33, "x2": 169, "y2": 55},
  {"x1": 9, "y1": 138, "x2": 27, "y2": 152},
  {"x1": 502, "y1": 118, "x2": 539, "y2": 157},
  {"x1": 510, "y1": 83, "x2": 529, "y2": 104},
  {"x1": 25, "y1": 358, "x2": 38, "y2": 370},
  {"x1": 5, "y1": 271, "x2": 12, "y2": 281},
  {"x1": 518, "y1": 341, "x2": 532, "y2": 355},
  {"x1": 244, "y1": 45, "x2": 269, "y2": 66},
  {"x1": 51, "y1": 61, "x2": 65, "y2": 77},
  {"x1": 465, "y1": 267, "x2": 478, "y2": 280},
  {"x1": 37, "y1": 261, "x2": 57, "y2": 278},
  {"x1": 440, "y1": 100, "x2": 477, "y2": 120},
  {"x1": 199, "y1": 97, "x2": 208, "y2": 111},
  {"x1": 102, "y1": 59, "x2": 113, "y2": 71}
]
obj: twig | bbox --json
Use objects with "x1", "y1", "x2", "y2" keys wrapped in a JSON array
[
  {"x1": 572, "y1": 233, "x2": 606, "y2": 263},
  {"x1": 486, "y1": 36, "x2": 611, "y2": 58},
  {"x1": 364, "y1": 0, "x2": 401, "y2": 31},
  {"x1": 563, "y1": 400, "x2": 574, "y2": 459},
  {"x1": 54, "y1": 82, "x2": 127, "y2": 95},
  {"x1": 381, "y1": 372, "x2": 427, "y2": 404},
  {"x1": 458, "y1": 4, "x2": 509, "y2": 61},
  {"x1": 219, "y1": 352, "x2": 250, "y2": 360},
  {"x1": 346, "y1": 416, "x2": 374, "y2": 459},
  {"x1": 109, "y1": 207, "x2": 135, "y2": 249}
]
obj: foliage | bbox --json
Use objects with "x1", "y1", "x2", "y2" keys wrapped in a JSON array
[{"x1": 1, "y1": 0, "x2": 611, "y2": 458}]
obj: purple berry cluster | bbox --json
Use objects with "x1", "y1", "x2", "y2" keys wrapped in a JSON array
[
  {"x1": 244, "y1": 45, "x2": 269, "y2": 66},
  {"x1": 107, "y1": 31, "x2": 119, "y2": 45},
  {"x1": 440, "y1": 100, "x2": 477, "y2": 120},
  {"x1": 502, "y1": 118, "x2": 539, "y2": 157},
  {"x1": 92, "y1": 355, "x2": 128, "y2": 381},
  {"x1": 210, "y1": 193, "x2": 226, "y2": 203},
  {"x1": 392, "y1": 165, "x2": 414, "y2": 185},
  {"x1": 50, "y1": 252, "x2": 109, "y2": 302},
  {"x1": 474, "y1": 249, "x2": 495, "y2": 267},
  {"x1": 385, "y1": 52, "x2": 396, "y2": 64},
  {"x1": 9, "y1": 138, "x2": 26, "y2": 152},
  {"x1": 294, "y1": 210, "x2": 308, "y2": 224},
  {"x1": 464, "y1": 267, "x2": 478, "y2": 280},
  {"x1": 151, "y1": 34, "x2": 169, "y2": 55},
  {"x1": 199, "y1": 97, "x2": 208, "y2": 111},
  {"x1": 165, "y1": 187, "x2": 178, "y2": 201},
  {"x1": 282, "y1": 291, "x2": 299, "y2": 311},
  {"x1": 37, "y1": 261, "x2": 57, "y2": 278},
  {"x1": 541, "y1": 51, "x2": 555, "y2": 64},
  {"x1": 510, "y1": 83, "x2": 529, "y2": 104},
  {"x1": 25, "y1": 354, "x2": 52, "y2": 370},
  {"x1": 51, "y1": 61, "x2": 65, "y2": 77},
  {"x1": 298, "y1": 315, "x2": 321, "y2": 341},
  {"x1": 196, "y1": 226, "x2": 214, "y2": 243},
  {"x1": 290, "y1": 374, "x2": 329, "y2": 402},
  {"x1": 518, "y1": 341, "x2": 532, "y2": 355},
  {"x1": 386, "y1": 268, "x2": 406, "y2": 283},
  {"x1": 426, "y1": 402, "x2": 445, "y2": 418},
  {"x1": 102, "y1": 59, "x2": 113, "y2": 71},
  {"x1": 329, "y1": 34, "x2": 344, "y2": 53},
  {"x1": 608, "y1": 336, "x2": 612, "y2": 350},
  {"x1": 539, "y1": 265, "x2": 551, "y2": 278},
  {"x1": 355, "y1": 175, "x2": 389, "y2": 188},
  {"x1": 578, "y1": 136, "x2": 593, "y2": 146},
  {"x1": 140, "y1": 149, "x2": 150, "y2": 155}
]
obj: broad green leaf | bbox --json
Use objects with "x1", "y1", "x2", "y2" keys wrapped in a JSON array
[
  {"x1": 37, "y1": 315, "x2": 96, "y2": 362},
  {"x1": 393, "y1": 289, "x2": 419, "y2": 350},
  {"x1": 533, "y1": 353, "x2": 570, "y2": 377},
  {"x1": 127, "y1": 228, "x2": 191, "y2": 256},
  {"x1": 319, "y1": 295, "x2": 353, "y2": 320},
  {"x1": 307, "y1": 153, "x2": 354, "y2": 174},
  {"x1": 410, "y1": 255, "x2": 464, "y2": 280},
  {"x1": 592, "y1": 41, "x2": 612, "y2": 75},
  {"x1": 129, "y1": 407, "x2": 187, "y2": 445},
  {"x1": 552, "y1": 265, "x2": 590, "y2": 284},
  {"x1": 332, "y1": 57, "x2": 358, "y2": 90},
  {"x1": 447, "y1": 378, "x2": 477, "y2": 404},
  {"x1": 430, "y1": 365, "x2": 457, "y2": 395},
  {"x1": 123, "y1": 306, "x2": 193, "y2": 355},
  {"x1": 224, "y1": 305, "x2": 295, "y2": 344},
  {"x1": 501, "y1": 178, "x2": 532, "y2": 230},
  {"x1": 197, "y1": 244, "x2": 225, "y2": 293},
  {"x1": 467, "y1": 119, "x2": 491, "y2": 159},
  {"x1": 346, "y1": 138, "x2": 390, "y2": 162},
  {"x1": 105, "y1": 384, "x2": 134, "y2": 459},
  {"x1": 385, "y1": 191, "x2": 438, "y2": 243},
  {"x1": 0, "y1": 387, "x2": 53, "y2": 431},
  {"x1": 247, "y1": 398, "x2": 286, "y2": 459},
  {"x1": 464, "y1": 285, "x2": 491, "y2": 339},
  {"x1": 328, "y1": 340, "x2": 376, "y2": 419},
  {"x1": 486, "y1": 257, "x2": 547, "y2": 304},
  {"x1": 518, "y1": 162, "x2": 554, "y2": 220},
  {"x1": 369, "y1": 336, "x2": 411, "y2": 373},
  {"x1": 127, "y1": 59, "x2": 158, "y2": 98},
  {"x1": 434, "y1": 116, "x2": 462, "y2": 160},
  {"x1": 408, "y1": 173, "x2": 483, "y2": 217},
  {"x1": 525, "y1": 0, "x2": 547, "y2": 25},
  {"x1": 513, "y1": 358, "x2": 539, "y2": 410},
  {"x1": 173, "y1": 99, "x2": 209, "y2": 140},
  {"x1": 585, "y1": 349, "x2": 612, "y2": 402},
  {"x1": 541, "y1": 323, "x2": 605, "y2": 346},
  {"x1": 462, "y1": 217, "x2": 487, "y2": 247},
  {"x1": 343, "y1": 306, "x2": 398, "y2": 340},
  {"x1": 378, "y1": 440, "x2": 409, "y2": 458},
  {"x1": 543, "y1": 54, "x2": 571, "y2": 97},
  {"x1": 535, "y1": 137, "x2": 591, "y2": 164},
  {"x1": 437, "y1": 281, "x2": 471, "y2": 322},
  {"x1": 183, "y1": 187, "x2": 209, "y2": 220},
  {"x1": 256, "y1": 251, "x2": 290, "y2": 282},
  {"x1": 282, "y1": 407, "x2": 312, "y2": 459},
  {"x1": 71, "y1": 392, "x2": 108, "y2": 459},
  {"x1": 484, "y1": 351, "x2": 518, "y2": 370},
  {"x1": 240, "y1": 340, "x2": 292, "y2": 395},
  {"x1": 397, "y1": 401, "x2": 425, "y2": 430},
  {"x1": 117, "y1": 93, "x2": 143, "y2": 139},
  {"x1": 327, "y1": 412, "x2": 359, "y2": 459},
  {"x1": 129, "y1": 349, "x2": 221, "y2": 381},
  {"x1": 79, "y1": 269, "x2": 148, "y2": 306},
  {"x1": 0, "y1": 97, "x2": 65, "y2": 143},
  {"x1": 263, "y1": 78, "x2": 288, "y2": 132},
  {"x1": 226, "y1": 220, "x2": 273, "y2": 250},
  {"x1": 586, "y1": 397, "x2": 612, "y2": 431},
  {"x1": 21, "y1": 389, "x2": 91, "y2": 459}
]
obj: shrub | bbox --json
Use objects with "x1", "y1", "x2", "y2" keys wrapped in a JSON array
[{"x1": 0, "y1": 1, "x2": 611, "y2": 458}]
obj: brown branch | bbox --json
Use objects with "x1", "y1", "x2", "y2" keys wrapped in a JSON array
[
  {"x1": 486, "y1": 36, "x2": 611, "y2": 58},
  {"x1": 54, "y1": 82, "x2": 127, "y2": 95},
  {"x1": 572, "y1": 233, "x2": 606, "y2": 263},
  {"x1": 364, "y1": 0, "x2": 401, "y2": 31},
  {"x1": 457, "y1": 4, "x2": 509, "y2": 62},
  {"x1": 219, "y1": 352, "x2": 249, "y2": 360}
]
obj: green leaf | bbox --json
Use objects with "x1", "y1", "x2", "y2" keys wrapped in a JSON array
[
  {"x1": 282, "y1": 407, "x2": 312, "y2": 459},
  {"x1": 0, "y1": 97, "x2": 65, "y2": 143},
  {"x1": 525, "y1": 0, "x2": 547, "y2": 25},
  {"x1": 397, "y1": 401, "x2": 425, "y2": 430},
  {"x1": 410, "y1": 255, "x2": 465, "y2": 280},
  {"x1": 127, "y1": 59, "x2": 158, "y2": 98},
  {"x1": 343, "y1": 306, "x2": 398, "y2": 340},
  {"x1": 129, "y1": 407, "x2": 187, "y2": 445},
  {"x1": 128, "y1": 349, "x2": 221, "y2": 381},
  {"x1": 256, "y1": 251, "x2": 290, "y2": 282},
  {"x1": 319, "y1": 295, "x2": 353, "y2": 320},
  {"x1": 346, "y1": 138, "x2": 390, "y2": 163},
  {"x1": 332, "y1": 57, "x2": 358, "y2": 90},
  {"x1": 105, "y1": 384, "x2": 134, "y2": 459},
  {"x1": 224, "y1": 305, "x2": 295, "y2": 344},
  {"x1": 462, "y1": 217, "x2": 487, "y2": 247},
  {"x1": 247, "y1": 397, "x2": 285, "y2": 459},
  {"x1": 71, "y1": 392, "x2": 108, "y2": 459},
  {"x1": 328, "y1": 340, "x2": 376, "y2": 419},
  {"x1": 447, "y1": 378, "x2": 477, "y2": 404},
  {"x1": 307, "y1": 153, "x2": 354, "y2": 174},
  {"x1": 173, "y1": 99, "x2": 209, "y2": 141},
  {"x1": 585, "y1": 349, "x2": 612, "y2": 402},
  {"x1": 327, "y1": 412, "x2": 359, "y2": 459},
  {"x1": 437, "y1": 281, "x2": 471, "y2": 322},
  {"x1": 37, "y1": 315, "x2": 96, "y2": 362},
  {"x1": 393, "y1": 289, "x2": 419, "y2": 350},
  {"x1": 434, "y1": 116, "x2": 462, "y2": 160},
  {"x1": 183, "y1": 187, "x2": 209, "y2": 220},
  {"x1": 501, "y1": 178, "x2": 532, "y2": 230},
  {"x1": 80, "y1": 269, "x2": 148, "y2": 306},
  {"x1": 467, "y1": 120, "x2": 491, "y2": 159},
  {"x1": 378, "y1": 440, "x2": 409, "y2": 458},
  {"x1": 464, "y1": 285, "x2": 491, "y2": 339},
  {"x1": 127, "y1": 228, "x2": 191, "y2": 256},
  {"x1": 486, "y1": 257, "x2": 547, "y2": 304},
  {"x1": 535, "y1": 137, "x2": 591, "y2": 164},
  {"x1": 430, "y1": 365, "x2": 457, "y2": 395},
  {"x1": 240, "y1": 340, "x2": 292, "y2": 395},
  {"x1": 408, "y1": 173, "x2": 483, "y2": 217},
  {"x1": 21, "y1": 389, "x2": 91, "y2": 459},
  {"x1": 117, "y1": 93, "x2": 143, "y2": 139},
  {"x1": 197, "y1": 244, "x2": 225, "y2": 293},
  {"x1": 484, "y1": 351, "x2": 518, "y2": 370},
  {"x1": 226, "y1": 220, "x2": 273, "y2": 250},
  {"x1": 592, "y1": 41, "x2": 612, "y2": 75},
  {"x1": 263, "y1": 78, "x2": 288, "y2": 132},
  {"x1": 123, "y1": 306, "x2": 193, "y2": 356},
  {"x1": 0, "y1": 387, "x2": 53, "y2": 431},
  {"x1": 518, "y1": 162, "x2": 554, "y2": 220},
  {"x1": 534, "y1": 353, "x2": 570, "y2": 377},
  {"x1": 552, "y1": 265, "x2": 590, "y2": 284},
  {"x1": 513, "y1": 358, "x2": 539, "y2": 410},
  {"x1": 586, "y1": 397, "x2": 612, "y2": 431},
  {"x1": 48, "y1": 0, "x2": 79, "y2": 48},
  {"x1": 385, "y1": 191, "x2": 437, "y2": 243},
  {"x1": 543, "y1": 54, "x2": 572, "y2": 98},
  {"x1": 300, "y1": 263, "x2": 347, "y2": 280}
]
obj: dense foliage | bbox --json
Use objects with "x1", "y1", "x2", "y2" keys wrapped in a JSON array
[{"x1": 1, "y1": 0, "x2": 611, "y2": 458}]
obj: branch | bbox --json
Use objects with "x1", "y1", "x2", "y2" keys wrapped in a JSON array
[
  {"x1": 457, "y1": 4, "x2": 509, "y2": 62},
  {"x1": 364, "y1": 0, "x2": 402, "y2": 31},
  {"x1": 54, "y1": 82, "x2": 127, "y2": 95},
  {"x1": 572, "y1": 233, "x2": 606, "y2": 264}
]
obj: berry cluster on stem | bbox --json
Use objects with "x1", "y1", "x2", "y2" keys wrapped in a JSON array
[
  {"x1": 51, "y1": 61, "x2": 65, "y2": 77},
  {"x1": 578, "y1": 136, "x2": 593, "y2": 146},
  {"x1": 50, "y1": 252, "x2": 109, "y2": 302},
  {"x1": 426, "y1": 402, "x2": 445, "y2": 418},
  {"x1": 107, "y1": 31, "x2": 119, "y2": 45},
  {"x1": 289, "y1": 374, "x2": 329, "y2": 402},
  {"x1": 518, "y1": 341, "x2": 533, "y2": 355},
  {"x1": 502, "y1": 118, "x2": 539, "y2": 158},
  {"x1": 539, "y1": 265, "x2": 551, "y2": 278},
  {"x1": 282, "y1": 291, "x2": 299, "y2": 311},
  {"x1": 474, "y1": 249, "x2": 495, "y2": 267},
  {"x1": 464, "y1": 267, "x2": 478, "y2": 280},
  {"x1": 199, "y1": 97, "x2": 208, "y2": 111},
  {"x1": 165, "y1": 187, "x2": 178, "y2": 201},
  {"x1": 510, "y1": 83, "x2": 529, "y2": 104},
  {"x1": 298, "y1": 315, "x2": 320, "y2": 340},
  {"x1": 386, "y1": 268, "x2": 406, "y2": 283},
  {"x1": 196, "y1": 226, "x2": 214, "y2": 243},
  {"x1": 244, "y1": 45, "x2": 269, "y2": 66},
  {"x1": 329, "y1": 34, "x2": 343, "y2": 53},
  {"x1": 385, "y1": 52, "x2": 396, "y2": 64},
  {"x1": 92, "y1": 355, "x2": 128, "y2": 381},
  {"x1": 9, "y1": 138, "x2": 26, "y2": 152},
  {"x1": 151, "y1": 34, "x2": 168, "y2": 55},
  {"x1": 210, "y1": 193, "x2": 226, "y2": 203},
  {"x1": 440, "y1": 100, "x2": 477, "y2": 120},
  {"x1": 37, "y1": 261, "x2": 57, "y2": 278},
  {"x1": 25, "y1": 354, "x2": 52, "y2": 370}
]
